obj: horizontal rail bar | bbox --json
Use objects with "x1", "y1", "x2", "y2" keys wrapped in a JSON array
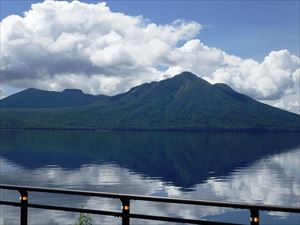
[
  {"x1": 0, "y1": 200, "x2": 121, "y2": 217},
  {"x1": 0, "y1": 200, "x2": 21, "y2": 207},
  {"x1": 29, "y1": 203, "x2": 122, "y2": 217},
  {"x1": 1, "y1": 184, "x2": 299, "y2": 213},
  {"x1": 0, "y1": 200, "x2": 242, "y2": 225}
]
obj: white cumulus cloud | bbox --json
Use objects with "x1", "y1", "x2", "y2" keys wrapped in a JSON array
[
  {"x1": 163, "y1": 41, "x2": 300, "y2": 113},
  {"x1": 0, "y1": 0, "x2": 200, "y2": 95},
  {"x1": 0, "y1": 0, "x2": 299, "y2": 113},
  {"x1": 166, "y1": 41, "x2": 299, "y2": 101}
]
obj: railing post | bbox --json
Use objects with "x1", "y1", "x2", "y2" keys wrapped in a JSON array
[
  {"x1": 121, "y1": 198, "x2": 130, "y2": 225},
  {"x1": 18, "y1": 190, "x2": 28, "y2": 225},
  {"x1": 250, "y1": 208, "x2": 259, "y2": 225}
]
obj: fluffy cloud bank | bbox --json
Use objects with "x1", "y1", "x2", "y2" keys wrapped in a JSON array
[
  {"x1": 0, "y1": 0, "x2": 299, "y2": 112},
  {"x1": 0, "y1": 0, "x2": 200, "y2": 93}
]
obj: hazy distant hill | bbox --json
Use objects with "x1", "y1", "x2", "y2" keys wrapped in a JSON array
[
  {"x1": 1, "y1": 72, "x2": 299, "y2": 131},
  {"x1": 0, "y1": 88, "x2": 108, "y2": 108}
]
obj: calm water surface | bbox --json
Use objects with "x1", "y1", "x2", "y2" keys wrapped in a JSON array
[{"x1": 0, "y1": 130, "x2": 299, "y2": 225}]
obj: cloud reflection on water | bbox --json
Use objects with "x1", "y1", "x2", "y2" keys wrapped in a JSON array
[{"x1": 1, "y1": 148, "x2": 299, "y2": 225}]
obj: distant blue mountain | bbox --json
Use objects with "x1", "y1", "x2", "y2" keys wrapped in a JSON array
[{"x1": 1, "y1": 72, "x2": 299, "y2": 131}]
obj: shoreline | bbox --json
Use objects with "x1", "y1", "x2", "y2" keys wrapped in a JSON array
[{"x1": 1, "y1": 127, "x2": 300, "y2": 133}]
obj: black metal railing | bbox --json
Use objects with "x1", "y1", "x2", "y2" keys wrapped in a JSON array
[{"x1": 0, "y1": 184, "x2": 299, "y2": 225}]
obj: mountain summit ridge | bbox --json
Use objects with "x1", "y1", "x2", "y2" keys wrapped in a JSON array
[
  {"x1": 1, "y1": 72, "x2": 299, "y2": 131},
  {"x1": 0, "y1": 87, "x2": 107, "y2": 108}
]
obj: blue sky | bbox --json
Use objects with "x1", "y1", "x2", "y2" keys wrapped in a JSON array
[
  {"x1": 0, "y1": 0, "x2": 299, "y2": 113},
  {"x1": 1, "y1": 0, "x2": 299, "y2": 60}
]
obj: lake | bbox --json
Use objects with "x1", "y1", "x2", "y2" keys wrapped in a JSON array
[{"x1": 0, "y1": 130, "x2": 299, "y2": 225}]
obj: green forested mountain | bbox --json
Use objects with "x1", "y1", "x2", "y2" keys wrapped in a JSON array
[
  {"x1": 1, "y1": 72, "x2": 299, "y2": 131},
  {"x1": 0, "y1": 88, "x2": 108, "y2": 108}
]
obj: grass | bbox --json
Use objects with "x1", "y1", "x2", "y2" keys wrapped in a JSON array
[{"x1": 76, "y1": 212, "x2": 93, "y2": 225}]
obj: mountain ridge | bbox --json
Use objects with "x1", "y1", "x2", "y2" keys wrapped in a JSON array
[
  {"x1": 1, "y1": 72, "x2": 299, "y2": 131},
  {"x1": 0, "y1": 87, "x2": 108, "y2": 108}
]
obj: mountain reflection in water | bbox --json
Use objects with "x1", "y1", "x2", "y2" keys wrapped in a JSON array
[{"x1": 0, "y1": 130, "x2": 299, "y2": 225}]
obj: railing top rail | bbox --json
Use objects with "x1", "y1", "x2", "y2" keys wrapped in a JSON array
[{"x1": 1, "y1": 184, "x2": 299, "y2": 213}]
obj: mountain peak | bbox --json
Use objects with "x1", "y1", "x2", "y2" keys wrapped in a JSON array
[{"x1": 175, "y1": 71, "x2": 199, "y2": 80}]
